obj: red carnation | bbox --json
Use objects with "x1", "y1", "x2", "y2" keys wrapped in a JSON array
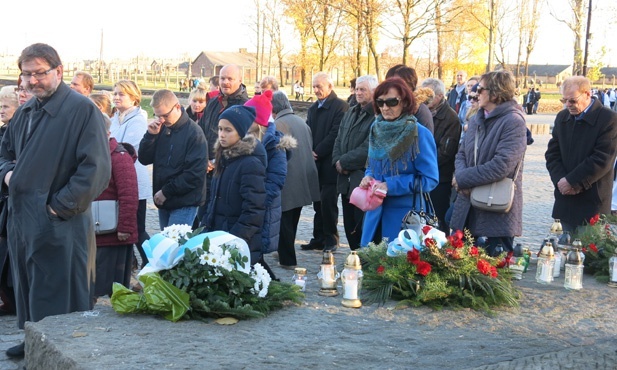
[
  {"x1": 422, "y1": 225, "x2": 432, "y2": 235},
  {"x1": 469, "y1": 246, "x2": 479, "y2": 256},
  {"x1": 447, "y1": 235, "x2": 464, "y2": 249},
  {"x1": 454, "y1": 230, "x2": 464, "y2": 239},
  {"x1": 590, "y1": 214, "x2": 600, "y2": 226},
  {"x1": 416, "y1": 261, "x2": 432, "y2": 276},
  {"x1": 407, "y1": 248, "x2": 420, "y2": 264},
  {"x1": 490, "y1": 266, "x2": 498, "y2": 278},
  {"x1": 424, "y1": 237, "x2": 437, "y2": 248},
  {"x1": 589, "y1": 243, "x2": 598, "y2": 253},
  {"x1": 496, "y1": 259, "x2": 507, "y2": 268},
  {"x1": 377, "y1": 266, "x2": 385, "y2": 275},
  {"x1": 582, "y1": 247, "x2": 588, "y2": 253},
  {"x1": 477, "y1": 259, "x2": 492, "y2": 275}
]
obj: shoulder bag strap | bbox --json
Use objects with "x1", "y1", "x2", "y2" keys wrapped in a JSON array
[{"x1": 476, "y1": 130, "x2": 524, "y2": 181}]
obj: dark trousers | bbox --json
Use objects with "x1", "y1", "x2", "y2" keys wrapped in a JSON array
[
  {"x1": 430, "y1": 182, "x2": 453, "y2": 234},
  {"x1": 278, "y1": 207, "x2": 302, "y2": 266},
  {"x1": 135, "y1": 199, "x2": 150, "y2": 267},
  {"x1": 526, "y1": 103, "x2": 533, "y2": 115},
  {"x1": 341, "y1": 195, "x2": 364, "y2": 250},
  {"x1": 311, "y1": 183, "x2": 339, "y2": 247}
]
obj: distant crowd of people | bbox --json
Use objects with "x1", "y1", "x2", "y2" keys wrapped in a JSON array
[{"x1": 0, "y1": 42, "x2": 616, "y2": 359}]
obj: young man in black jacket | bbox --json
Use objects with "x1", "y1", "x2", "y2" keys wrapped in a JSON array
[{"x1": 139, "y1": 89, "x2": 208, "y2": 229}]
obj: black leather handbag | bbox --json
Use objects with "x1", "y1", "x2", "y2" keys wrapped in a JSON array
[{"x1": 401, "y1": 177, "x2": 439, "y2": 232}]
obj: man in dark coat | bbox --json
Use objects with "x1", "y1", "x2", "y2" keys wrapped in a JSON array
[
  {"x1": 302, "y1": 72, "x2": 348, "y2": 252},
  {"x1": 446, "y1": 70, "x2": 467, "y2": 113},
  {"x1": 197, "y1": 64, "x2": 249, "y2": 221},
  {"x1": 422, "y1": 78, "x2": 462, "y2": 234},
  {"x1": 0, "y1": 43, "x2": 111, "y2": 358},
  {"x1": 139, "y1": 89, "x2": 208, "y2": 229},
  {"x1": 532, "y1": 88, "x2": 541, "y2": 114},
  {"x1": 524, "y1": 88, "x2": 536, "y2": 115},
  {"x1": 546, "y1": 76, "x2": 617, "y2": 233},
  {"x1": 273, "y1": 92, "x2": 320, "y2": 268},
  {"x1": 332, "y1": 75, "x2": 377, "y2": 250}
]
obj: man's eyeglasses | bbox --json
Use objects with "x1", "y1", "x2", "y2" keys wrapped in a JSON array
[
  {"x1": 559, "y1": 94, "x2": 583, "y2": 105},
  {"x1": 375, "y1": 97, "x2": 400, "y2": 108},
  {"x1": 155, "y1": 104, "x2": 177, "y2": 120},
  {"x1": 20, "y1": 67, "x2": 56, "y2": 81},
  {"x1": 468, "y1": 95, "x2": 479, "y2": 102},
  {"x1": 476, "y1": 86, "x2": 489, "y2": 95}
]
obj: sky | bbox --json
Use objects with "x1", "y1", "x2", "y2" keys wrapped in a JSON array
[{"x1": 1, "y1": 0, "x2": 614, "y2": 67}]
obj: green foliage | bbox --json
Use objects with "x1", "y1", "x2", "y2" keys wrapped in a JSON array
[
  {"x1": 158, "y1": 244, "x2": 304, "y2": 321},
  {"x1": 358, "y1": 230, "x2": 520, "y2": 313},
  {"x1": 576, "y1": 214, "x2": 617, "y2": 283}
]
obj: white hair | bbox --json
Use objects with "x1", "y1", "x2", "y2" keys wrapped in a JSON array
[{"x1": 356, "y1": 75, "x2": 378, "y2": 91}]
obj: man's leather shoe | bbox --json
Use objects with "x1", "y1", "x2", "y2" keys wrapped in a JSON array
[
  {"x1": 6, "y1": 342, "x2": 24, "y2": 358},
  {"x1": 300, "y1": 242, "x2": 323, "y2": 251}
]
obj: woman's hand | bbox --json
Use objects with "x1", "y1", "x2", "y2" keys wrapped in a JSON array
[
  {"x1": 359, "y1": 176, "x2": 374, "y2": 189},
  {"x1": 117, "y1": 232, "x2": 130, "y2": 241},
  {"x1": 374, "y1": 181, "x2": 388, "y2": 194}
]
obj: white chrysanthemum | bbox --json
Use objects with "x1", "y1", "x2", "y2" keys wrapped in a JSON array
[
  {"x1": 162, "y1": 224, "x2": 193, "y2": 242},
  {"x1": 200, "y1": 245, "x2": 233, "y2": 272},
  {"x1": 250, "y1": 263, "x2": 271, "y2": 298}
]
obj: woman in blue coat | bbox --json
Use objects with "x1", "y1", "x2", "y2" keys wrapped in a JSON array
[
  {"x1": 203, "y1": 105, "x2": 267, "y2": 267},
  {"x1": 360, "y1": 78, "x2": 439, "y2": 246}
]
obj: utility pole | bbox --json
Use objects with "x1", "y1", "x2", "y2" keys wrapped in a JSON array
[
  {"x1": 98, "y1": 29, "x2": 103, "y2": 83},
  {"x1": 582, "y1": 0, "x2": 592, "y2": 76}
]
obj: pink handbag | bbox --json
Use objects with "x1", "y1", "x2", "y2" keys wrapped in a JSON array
[{"x1": 349, "y1": 180, "x2": 387, "y2": 211}]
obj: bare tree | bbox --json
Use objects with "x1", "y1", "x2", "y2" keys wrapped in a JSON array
[
  {"x1": 384, "y1": 0, "x2": 434, "y2": 65},
  {"x1": 361, "y1": 0, "x2": 386, "y2": 79},
  {"x1": 549, "y1": 0, "x2": 586, "y2": 76},
  {"x1": 310, "y1": 0, "x2": 346, "y2": 71},
  {"x1": 432, "y1": 0, "x2": 467, "y2": 80},
  {"x1": 282, "y1": 0, "x2": 317, "y2": 86},
  {"x1": 522, "y1": 0, "x2": 542, "y2": 87},
  {"x1": 264, "y1": 0, "x2": 288, "y2": 86}
]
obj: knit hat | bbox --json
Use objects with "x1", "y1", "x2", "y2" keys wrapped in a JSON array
[
  {"x1": 219, "y1": 105, "x2": 256, "y2": 138},
  {"x1": 244, "y1": 89, "x2": 273, "y2": 126}
]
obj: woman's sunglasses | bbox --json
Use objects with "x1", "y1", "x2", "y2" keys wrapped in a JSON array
[
  {"x1": 468, "y1": 95, "x2": 479, "y2": 102},
  {"x1": 375, "y1": 97, "x2": 400, "y2": 107}
]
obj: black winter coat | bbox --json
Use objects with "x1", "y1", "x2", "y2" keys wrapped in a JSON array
[
  {"x1": 306, "y1": 91, "x2": 349, "y2": 185},
  {"x1": 0, "y1": 82, "x2": 111, "y2": 328},
  {"x1": 198, "y1": 85, "x2": 249, "y2": 160},
  {"x1": 138, "y1": 110, "x2": 208, "y2": 209},
  {"x1": 546, "y1": 98, "x2": 617, "y2": 227},
  {"x1": 432, "y1": 99, "x2": 462, "y2": 183},
  {"x1": 205, "y1": 136, "x2": 267, "y2": 264},
  {"x1": 332, "y1": 102, "x2": 374, "y2": 197}
]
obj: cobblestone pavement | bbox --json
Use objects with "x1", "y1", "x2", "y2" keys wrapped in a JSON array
[{"x1": 0, "y1": 113, "x2": 566, "y2": 369}]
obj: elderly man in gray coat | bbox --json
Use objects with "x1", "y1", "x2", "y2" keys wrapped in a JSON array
[
  {"x1": 272, "y1": 92, "x2": 320, "y2": 268},
  {"x1": 332, "y1": 75, "x2": 378, "y2": 250}
]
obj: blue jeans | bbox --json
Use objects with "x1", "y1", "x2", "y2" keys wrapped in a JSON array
[{"x1": 158, "y1": 206, "x2": 198, "y2": 230}]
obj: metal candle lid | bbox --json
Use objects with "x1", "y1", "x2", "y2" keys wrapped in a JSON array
[
  {"x1": 566, "y1": 248, "x2": 583, "y2": 265},
  {"x1": 344, "y1": 251, "x2": 362, "y2": 270},
  {"x1": 294, "y1": 267, "x2": 307, "y2": 276},
  {"x1": 539, "y1": 240, "x2": 555, "y2": 258},
  {"x1": 321, "y1": 251, "x2": 335, "y2": 265},
  {"x1": 550, "y1": 219, "x2": 563, "y2": 234}
]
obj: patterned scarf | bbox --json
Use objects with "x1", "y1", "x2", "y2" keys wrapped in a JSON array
[{"x1": 368, "y1": 114, "x2": 419, "y2": 174}]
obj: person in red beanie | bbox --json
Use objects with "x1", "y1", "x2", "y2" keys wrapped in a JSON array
[{"x1": 245, "y1": 89, "x2": 297, "y2": 273}]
